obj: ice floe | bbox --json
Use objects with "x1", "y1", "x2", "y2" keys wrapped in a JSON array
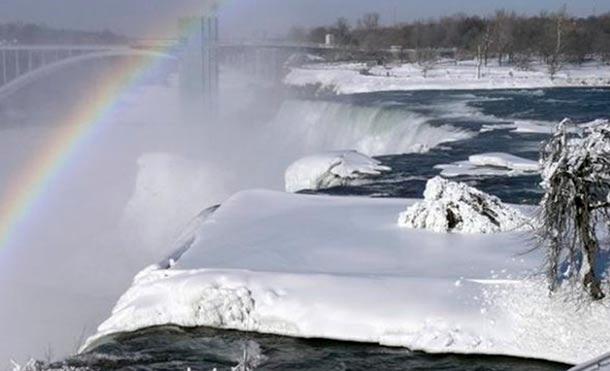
[
  {"x1": 284, "y1": 150, "x2": 391, "y2": 192},
  {"x1": 436, "y1": 152, "x2": 539, "y2": 177}
]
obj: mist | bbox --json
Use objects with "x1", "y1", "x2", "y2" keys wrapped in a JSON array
[
  {"x1": 0, "y1": 34, "x2": 373, "y2": 366},
  {"x1": 0, "y1": 50, "x2": 286, "y2": 364}
]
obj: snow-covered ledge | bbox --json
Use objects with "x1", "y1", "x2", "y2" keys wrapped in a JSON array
[
  {"x1": 81, "y1": 190, "x2": 610, "y2": 365},
  {"x1": 398, "y1": 177, "x2": 530, "y2": 233},
  {"x1": 284, "y1": 150, "x2": 390, "y2": 193}
]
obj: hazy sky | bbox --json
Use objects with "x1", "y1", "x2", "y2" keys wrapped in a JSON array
[{"x1": 0, "y1": 0, "x2": 608, "y2": 38}]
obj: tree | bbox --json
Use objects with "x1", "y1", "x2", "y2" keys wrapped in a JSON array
[
  {"x1": 333, "y1": 17, "x2": 353, "y2": 46},
  {"x1": 546, "y1": 7, "x2": 567, "y2": 79},
  {"x1": 476, "y1": 24, "x2": 493, "y2": 77},
  {"x1": 287, "y1": 26, "x2": 308, "y2": 43},
  {"x1": 492, "y1": 10, "x2": 516, "y2": 65},
  {"x1": 307, "y1": 26, "x2": 329, "y2": 44},
  {"x1": 358, "y1": 13, "x2": 380, "y2": 31},
  {"x1": 416, "y1": 48, "x2": 437, "y2": 78},
  {"x1": 538, "y1": 119, "x2": 610, "y2": 300}
]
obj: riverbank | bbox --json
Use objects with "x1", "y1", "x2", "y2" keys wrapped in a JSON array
[{"x1": 285, "y1": 60, "x2": 610, "y2": 94}]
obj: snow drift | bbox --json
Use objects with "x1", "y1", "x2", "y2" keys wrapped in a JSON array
[
  {"x1": 398, "y1": 177, "x2": 530, "y2": 233},
  {"x1": 284, "y1": 150, "x2": 391, "y2": 192},
  {"x1": 82, "y1": 190, "x2": 610, "y2": 365}
]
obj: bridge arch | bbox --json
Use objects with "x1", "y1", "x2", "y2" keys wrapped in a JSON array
[{"x1": 0, "y1": 49, "x2": 177, "y2": 101}]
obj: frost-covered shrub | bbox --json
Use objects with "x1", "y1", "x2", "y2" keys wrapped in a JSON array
[
  {"x1": 538, "y1": 118, "x2": 610, "y2": 300},
  {"x1": 398, "y1": 176, "x2": 529, "y2": 233}
]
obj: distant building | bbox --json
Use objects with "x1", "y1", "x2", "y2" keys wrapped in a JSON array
[{"x1": 325, "y1": 34, "x2": 335, "y2": 46}]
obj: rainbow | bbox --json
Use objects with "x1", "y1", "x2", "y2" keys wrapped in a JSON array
[{"x1": 0, "y1": 10, "x2": 214, "y2": 251}]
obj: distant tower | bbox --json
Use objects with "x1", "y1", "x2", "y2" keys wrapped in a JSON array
[
  {"x1": 179, "y1": 14, "x2": 219, "y2": 116},
  {"x1": 201, "y1": 15, "x2": 219, "y2": 114}
]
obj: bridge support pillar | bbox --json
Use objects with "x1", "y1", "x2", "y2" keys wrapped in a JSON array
[
  {"x1": 1, "y1": 50, "x2": 6, "y2": 85},
  {"x1": 201, "y1": 15, "x2": 219, "y2": 115},
  {"x1": 14, "y1": 50, "x2": 20, "y2": 78},
  {"x1": 178, "y1": 15, "x2": 219, "y2": 119}
]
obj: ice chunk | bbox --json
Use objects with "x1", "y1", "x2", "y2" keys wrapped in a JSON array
[
  {"x1": 284, "y1": 150, "x2": 390, "y2": 192},
  {"x1": 468, "y1": 153, "x2": 539, "y2": 172},
  {"x1": 398, "y1": 177, "x2": 530, "y2": 233},
  {"x1": 436, "y1": 152, "x2": 539, "y2": 178}
]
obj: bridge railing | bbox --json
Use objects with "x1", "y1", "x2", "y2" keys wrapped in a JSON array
[{"x1": 0, "y1": 44, "x2": 133, "y2": 87}]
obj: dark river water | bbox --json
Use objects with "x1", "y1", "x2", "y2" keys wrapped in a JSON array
[
  {"x1": 53, "y1": 87, "x2": 610, "y2": 371},
  {"x1": 59, "y1": 326, "x2": 567, "y2": 371}
]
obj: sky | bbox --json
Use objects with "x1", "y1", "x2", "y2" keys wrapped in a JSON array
[{"x1": 0, "y1": 0, "x2": 608, "y2": 39}]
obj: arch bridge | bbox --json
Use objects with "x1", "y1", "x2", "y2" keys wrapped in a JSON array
[{"x1": 0, "y1": 36, "x2": 342, "y2": 105}]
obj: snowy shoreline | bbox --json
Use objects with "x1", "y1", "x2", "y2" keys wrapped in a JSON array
[
  {"x1": 82, "y1": 190, "x2": 610, "y2": 365},
  {"x1": 285, "y1": 60, "x2": 610, "y2": 94}
]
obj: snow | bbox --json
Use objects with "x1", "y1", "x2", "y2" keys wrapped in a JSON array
[
  {"x1": 284, "y1": 150, "x2": 391, "y2": 192},
  {"x1": 436, "y1": 152, "x2": 540, "y2": 177},
  {"x1": 83, "y1": 189, "x2": 610, "y2": 365},
  {"x1": 285, "y1": 60, "x2": 610, "y2": 94},
  {"x1": 398, "y1": 177, "x2": 530, "y2": 233}
]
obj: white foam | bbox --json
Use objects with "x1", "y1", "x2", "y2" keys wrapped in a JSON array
[{"x1": 271, "y1": 100, "x2": 474, "y2": 156}]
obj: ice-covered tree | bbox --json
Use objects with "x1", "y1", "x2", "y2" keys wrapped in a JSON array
[
  {"x1": 546, "y1": 8, "x2": 566, "y2": 79},
  {"x1": 415, "y1": 48, "x2": 437, "y2": 78},
  {"x1": 538, "y1": 119, "x2": 610, "y2": 300}
]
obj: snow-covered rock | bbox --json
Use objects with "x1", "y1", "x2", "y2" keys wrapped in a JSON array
[
  {"x1": 398, "y1": 177, "x2": 530, "y2": 233},
  {"x1": 82, "y1": 190, "x2": 610, "y2": 365},
  {"x1": 436, "y1": 152, "x2": 539, "y2": 178},
  {"x1": 284, "y1": 150, "x2": 390, "y2": 192}
]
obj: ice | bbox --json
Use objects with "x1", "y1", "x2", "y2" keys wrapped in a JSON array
[
  {"x1": 284, "y1": 150, "x2": 391, "y2": 192},
  {"x1": 469, "y1": 153, "x2": 539, "y2": 172},
  {"x1": 285, "y1": 60, "x2": 610, "y2": 95},
  {"x1": 82, "y1": 189, "x2": 610, "y2": 365},
  {"x1": 436, "y1": 152, "x2": 539, "y2": 177},
  {"x1": 398, "y1": 177, "x2": 530, "y2": 233}
]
